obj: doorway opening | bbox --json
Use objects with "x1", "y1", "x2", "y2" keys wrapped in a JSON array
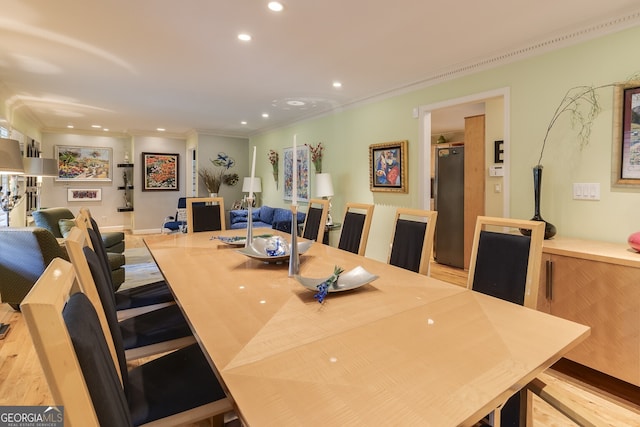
[{"x1": 418, "y1": 88, "x2": 510, "y2": 269}]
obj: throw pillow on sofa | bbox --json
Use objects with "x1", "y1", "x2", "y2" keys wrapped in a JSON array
[
  {"x1": 231, "y1": 210, "x2": 248, "y2": 224},
  {"x1": 259, "y1": 206, "x2": 275, "y2": 224},
  {"x1": 58, "y1": 219, "x2": 76, "y2": 237}
]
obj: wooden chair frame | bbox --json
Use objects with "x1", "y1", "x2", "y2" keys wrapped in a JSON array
[
  {"x1": 302, "y1": 198, "x2": 329, "y2": 243},
  {"x1": 338, "y1": 202, "x2": 374, "y2": 256},
  {"x1": 466, "y1": 216, "x2": 544, "y2": 308},
  {"x1": 76, "y1": 208, "x2": 174, "y2": 320},
  {"x1": 467, "y1": 216, "x2": 601, "y2": 426},
  {"x1": 65, "y1": 226, "x2": 195, "y2": 363},
  {"x1": 22, "y1": 258, "x2": 233, "y2": 427},
  {"x1": 21, "y1": 258, "x2": 103, "y2": 426},
  {"x1": 186, "y1": 197, "x2": 226, "y2": 233},
  {"x1": 388, "y1": 208, "x2": 438, "y2": 275}
]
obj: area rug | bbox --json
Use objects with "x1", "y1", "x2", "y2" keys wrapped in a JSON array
[{"x1": 121, "y1": 247, "x2": 163, "y2": 290}]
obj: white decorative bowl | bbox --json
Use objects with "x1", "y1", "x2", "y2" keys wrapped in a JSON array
[
  {"x1": 295, "y1": 266, "x2": 379, "y2": 292},
  {"x1": 236, "y1": 237, "x2": 313, "y2": 263}
]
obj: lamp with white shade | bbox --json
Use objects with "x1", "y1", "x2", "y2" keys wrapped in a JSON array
[
  {"x1": 315, "y1": 172, "x2": 334, "y2": 225},
  {"x1": 0, "y1": 139, "x2": 24, "y2": 175},
  {"x1": 242, "y1": 177, "x2": 262, "y2": 208},
  {"x1": 22, "y1": 156, "x2": 59, "y2": 211},
  {"x1": 0, "y1": 139, "x2": 25, "y2": 226}
]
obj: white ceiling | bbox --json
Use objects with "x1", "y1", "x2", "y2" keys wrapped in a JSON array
[{"x1": 1, "y1": 0, "x2": 639, "y2": 138}]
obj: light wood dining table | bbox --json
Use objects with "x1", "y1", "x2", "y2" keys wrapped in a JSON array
[{"x1": 144, "y1": 229, "x2": 590, "y2": 427}]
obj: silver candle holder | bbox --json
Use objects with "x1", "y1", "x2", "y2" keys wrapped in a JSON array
[
  {"x1": 245, "y1": 198, "x2": 254, "y2": 248},
  {"x1": 288, "y1": 205, "x2": 299, "y2": 276}
]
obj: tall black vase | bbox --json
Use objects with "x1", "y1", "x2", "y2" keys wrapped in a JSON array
[{"x1": 521, "y1": 165, "x2": 556, "y2": 239}]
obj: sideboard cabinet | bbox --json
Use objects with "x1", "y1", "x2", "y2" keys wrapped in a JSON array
[{"x1": 537, "y1": 237, "x2": 640, "y2": 386}]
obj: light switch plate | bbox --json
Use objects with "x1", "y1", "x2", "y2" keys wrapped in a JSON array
[{"x1": 573, "y1": 183, "x2": 600, "y2": 200}]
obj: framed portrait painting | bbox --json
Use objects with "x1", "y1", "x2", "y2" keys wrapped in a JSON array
[
  {"x1": 55, "y1": 146, "x2": 112, "y2": 182},
  {"x1": 142, "y1": 152, "x2": 179, "y2": 191},
  {"x1": 369, "y1": 140, "x2": 408, "y2": 193},
  {"x1": 613, "y1": 81, "x2": 640, "y2": 186},
  {"x1": 283, "y1": 145, "x2": 310, "y2": 202}
]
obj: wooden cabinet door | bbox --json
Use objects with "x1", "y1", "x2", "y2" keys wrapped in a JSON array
[
  {"x1": 463, "y1": 114, "x2": 485, "y2": 269},
  {"x1": 541, "y1": 254, "x2": 640, "y2": 386}
]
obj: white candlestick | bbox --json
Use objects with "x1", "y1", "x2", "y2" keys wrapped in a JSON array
[
  {"x1": 292, "y1": 134, "x2": 297, "y2": 206},
  {"x1": 249, "y1": 146, "x2": 256, "y2": 198}
]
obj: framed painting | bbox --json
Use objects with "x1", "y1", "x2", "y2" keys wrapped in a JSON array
[
  {"x1": 613, "y1": 80, "x2": 640, "y2": 186},
  {"x1": 369, "y1": 140, "x2": 408, "y2": 193},
  {"x1": 283, "y1": 145, "x2": 310, "y2": 202},
  {"x1": 55, "y1": 146, "x2": 112, "y2": 182},
  {"x1": 142, "y1": 152, "x2": 179, "y2": 191},
  {"x1": 67, "y1": 188, "x2": 102, "y2": 201}
]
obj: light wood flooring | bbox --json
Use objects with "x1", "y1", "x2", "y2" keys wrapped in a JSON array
[{"x1": 0, "y1": 234, "x2": 638, "y2": 426}]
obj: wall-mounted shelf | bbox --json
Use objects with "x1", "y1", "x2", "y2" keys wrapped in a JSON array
[{"x1": 117, "y1": 163, "x2": 134, "y2": 212}]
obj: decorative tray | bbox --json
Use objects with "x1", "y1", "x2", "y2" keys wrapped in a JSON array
[
  {"x1": 295, "y1": 266, "x2": 378, "y2": 292},
  {"x1": 236, "y1": 236, "x2": 313, "y2": 262}
]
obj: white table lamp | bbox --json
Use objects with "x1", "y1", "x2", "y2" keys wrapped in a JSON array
[
  {"x1": 315, "y1": 172, "x2": 334, "y2": 225},
  {"x1": 23, "y1": 156, "x2": 59, "y2": 210},
  {"x1": 0, "y1": 139, "x2": 25, "y2": 227},
  {"x1": 242, "y1": 177, "x2": 262, "y2": 207},
  {"x1": 0, "y1": 139, "x2": 24, "y2": 175}
]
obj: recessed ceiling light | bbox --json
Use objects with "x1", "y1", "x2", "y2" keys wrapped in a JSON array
[
  {"x1": 333, "y1": 81, "x2": 342, "y2": 88},
  {"x1": 268, "y1": 2, "x2": 284, "y2": 12},
  {"x1": 91, "y1": 124, "x2": 101, "y2": 129},
  {"x1": 238, "y1": 33, "x2": 252, "y2": 42},
  {"x1": 67, "y1": 124, "x2": 74, "y2": 129},
  {"x1": 262, "y1": 113, "x2": 269, "y2": 118},
  {"x1": 286, "y1": 100, "x2": 305, "y2": 106},
  {"x1": 241, "y1": 121, "x2": 247, "y2": 125},
  {"x1": 157, "y1": 127, "x2": 166, "y2": 132},
  {"x1": 103, "y1": 128, "x2": 109, "y2": 132}
]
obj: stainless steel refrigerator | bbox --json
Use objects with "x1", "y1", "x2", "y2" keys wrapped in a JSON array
[{"x1": 434, "y1": 145, "x2": 464, "y2": 268}]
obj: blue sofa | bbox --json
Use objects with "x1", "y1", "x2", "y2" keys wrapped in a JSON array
[{"x1": 229, "y1": 206, "x2": 305, "y2": 234}]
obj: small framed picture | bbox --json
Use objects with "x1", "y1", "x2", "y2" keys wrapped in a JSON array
[
  {"x1": 369, "y1": 140, "x2": 408, "y2": 193},
  {"x1": 613, "y1": 80, "x2": 640, "y2": 186},
  {"x1": 283, "y1": 145, "x2": 310, "y2": 202},
  {"x1": 67, "y1": 188, "x2": 102, "y2": 202},
  {"x1": 142, "y1": 152, "x2": 179, "y2": 191}
]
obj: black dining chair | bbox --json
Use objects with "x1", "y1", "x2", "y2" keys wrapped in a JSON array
[
  {"x1": 467, "y1": 216, "x2": 544, "y2": 426},
  {"x1": 77, "y1": 208, "x2": 175, "y2": 319},
  {"x1": 21, "y1": 258, "x2": 233, "y2": 427},
  {"x1": 65, "y1": 226, "x2": 195, "y2": 361},
  {"x1": 467, "y1": 217, "x2": 601, "y2": 427},
  {"x1": 337, "y1": 203, "x2": 374, "y2": 255},
  {"x1": 302, "y1": 198, "x2": 329, "y2": 243},
  {"x1": 186, "y1": 197, "x2": 226, "y2": 233},
  {"x1": 388, "y1": 208, "x2": 437, "y2": 275}
]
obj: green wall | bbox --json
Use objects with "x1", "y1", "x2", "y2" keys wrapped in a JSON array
[{"x1": 251, "y1": 25, "x2": 640, "y2": 247}]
